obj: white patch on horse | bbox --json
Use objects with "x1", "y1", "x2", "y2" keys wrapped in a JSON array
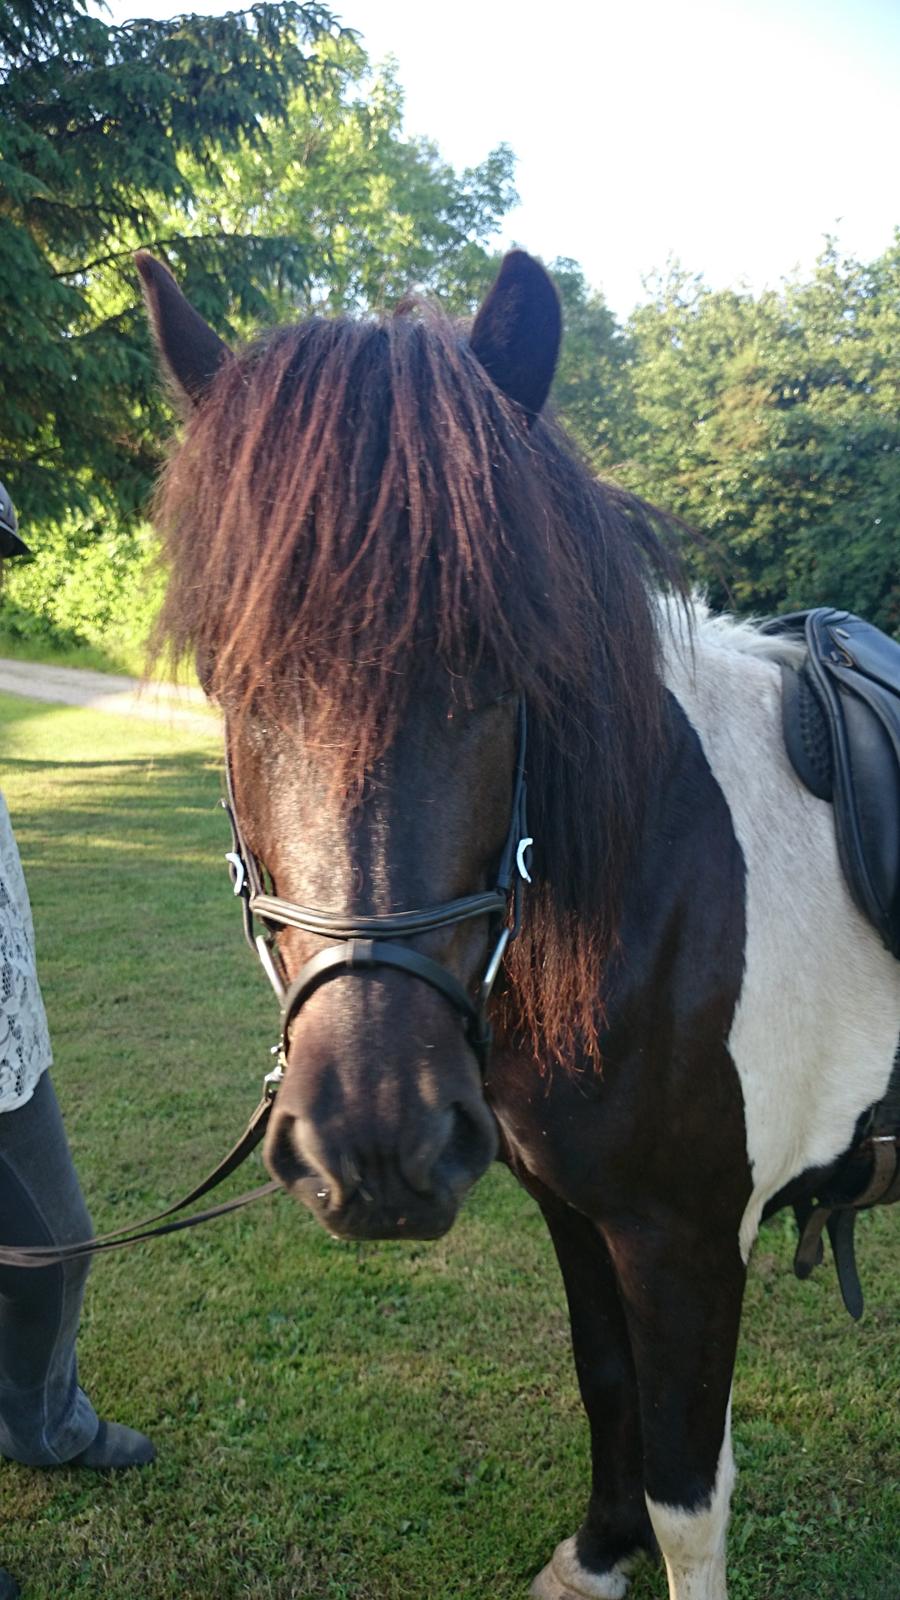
[
  {"x1": 662, "y1": 605, "x2": 900, "y2": 1259},
  {"x1": 645, "y1": 1398, "x2": 734, "y2": 1600},
  {"x1": 531, "y1": 1535, "x2": 634, "y2": 1600},
  {"x1": 656, "y1": 594, "x2": 808, "y2": 669}
]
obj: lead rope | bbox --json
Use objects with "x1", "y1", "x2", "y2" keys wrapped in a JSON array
[
  {"x1": 0, "y1": 1107, "x2": 281, "y2": 1268},
  {"x1": 0, "y1": 827, "x2": 291, "y2": 1267}
]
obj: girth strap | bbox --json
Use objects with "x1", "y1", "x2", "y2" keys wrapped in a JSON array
[{"x1": 793, "y1": 1131, "x2": 900, "y2": 1319}]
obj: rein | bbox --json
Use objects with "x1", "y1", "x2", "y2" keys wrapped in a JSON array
[{"x1": 0, "y1": 705, "x2": 531, "y2": 1268}]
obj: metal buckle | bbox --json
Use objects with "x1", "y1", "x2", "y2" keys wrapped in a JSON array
[
  {"x1": 515, "y1": 836, "x2": 533, "y2": 883},
  {"x1": 225, "y1": 851, "x2": 246, "y2": 896},
  {"x1": 263, "y1": 1045, "x2": 285, "y2": 1100}
]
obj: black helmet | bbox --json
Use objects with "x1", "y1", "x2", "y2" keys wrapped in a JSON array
[{"x1": 0, "y1": 481, "x2": 31, "y2": 558}]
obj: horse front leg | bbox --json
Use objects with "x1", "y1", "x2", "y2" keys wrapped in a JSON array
[
  {"x1": 604, "y1": 1218, "x2": 747, "y2": 1600},
  {"x1": 530, "y1": 1191, "x2": 655, "y2": 1600}
]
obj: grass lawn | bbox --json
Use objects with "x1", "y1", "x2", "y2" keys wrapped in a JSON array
[
  {"x1": 0, "y1": 631, "x2": 144, "y2": 678},
  {"x1": 0, "y1": 629, "x2": 198, "y2": 686},
  {"x1": 0, "y1": 691, "x2": 896, "y2": 1600}
]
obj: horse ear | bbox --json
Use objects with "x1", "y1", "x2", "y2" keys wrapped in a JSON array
[
  {"x1": 469, "y1": 251, "x2": 562, "y2": 420},
  {"x1": 135, "y1": 251, "x2": 231, "y2": 407}
]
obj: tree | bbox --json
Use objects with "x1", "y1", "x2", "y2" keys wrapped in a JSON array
[
  {"x1": 1, "y1": 4, "x2": 518, "y2": 659},
  {"x1": 1, "y1": 0, "x2": 344, "y2": 530},
  {"x1": 1, "y1": 5, "x2": 517, "y2": 547},
  {"x1": 161, "y1": 37, "x2": 516, "y2": 323},
  {"x1": 768, "y1": 238, "x2": 900, "y2": 630},
  {"x1": 617, "y1": 241, "x2": 900, "y2": 631},
  {"x1": 547, "y1": 257, "x2": 635, "y2": 471}
]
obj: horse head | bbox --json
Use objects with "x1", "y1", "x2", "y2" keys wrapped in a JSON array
[{"x1": 138, "y1": 248, "x2": 667, "y2": 1240}]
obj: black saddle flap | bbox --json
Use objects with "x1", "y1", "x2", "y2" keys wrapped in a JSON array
[{"x1": 777, "y1": 609, "x2": 900, "y2": 958}]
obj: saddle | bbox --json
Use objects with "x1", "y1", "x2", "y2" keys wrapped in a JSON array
[
  {"x1": 775, "y1": 607, "x2": 900, "y2": 955},
  {"x1": 761, "y1": 607, "x2": 900, "y2": 1318}
]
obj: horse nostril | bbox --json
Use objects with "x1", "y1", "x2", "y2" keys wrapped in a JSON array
[
  {"x1": 433, "y1": 1100, "x2": 498, "y2": 1194},
  {"x1": 398, "y1": 1109, "x2": 455, "y2": 1195},
  {"x1": 266, "y1": 1109, "x2": 356, "y2": 1210},
  {"x1": 267, "y1": 1113, "x2": 309, "y2": 1189},
  {"x1": 398, "y1": 1103, "x2": 494, "y2": 1197},
  {"x1": 267, "y1": 1096, "x2": 496, "y2": 1218}
]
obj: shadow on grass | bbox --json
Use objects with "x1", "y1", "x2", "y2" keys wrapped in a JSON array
[{"x1": 3, "y1": 753, "x2": 219, "y2": 772}]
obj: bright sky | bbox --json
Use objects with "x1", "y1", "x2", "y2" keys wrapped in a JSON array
[{"x1": 108, "y1": 0, "x2": 900, "y2": 316}]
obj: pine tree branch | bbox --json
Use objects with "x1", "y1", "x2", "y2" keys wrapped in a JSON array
[{"x1": 49, "y1": 231, "x2": 265, "y2": 280}]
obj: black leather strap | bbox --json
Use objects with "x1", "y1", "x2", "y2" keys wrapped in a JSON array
[
  {"x1": 250, "y1": 890, "x2": 507, "y2": 941},
  {"x1": 0, "y1": 1181, "x2": 281, "y2": 1269},
  {"x1": 280, "y1": 940, "x2": 492, "y2": 1062}
]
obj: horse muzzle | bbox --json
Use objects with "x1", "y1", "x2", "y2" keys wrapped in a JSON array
[{"x1": 263, "y1": 1075, "x2": 498, "y2": 1240}]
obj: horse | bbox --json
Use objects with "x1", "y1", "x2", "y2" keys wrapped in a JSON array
[{"x1": 135, "y1": 247, "x2": 900, "y2": 1600}]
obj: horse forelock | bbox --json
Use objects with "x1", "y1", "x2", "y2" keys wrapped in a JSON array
[{"x1": 154, "y1": 304, "x2": 684, "y2": 1066}]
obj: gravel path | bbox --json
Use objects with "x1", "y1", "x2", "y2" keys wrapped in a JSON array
[{"x1": 0, "y1": 658, "x2": 220, "y2": 737}]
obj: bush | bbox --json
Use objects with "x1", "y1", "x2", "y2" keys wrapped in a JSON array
[{"x1": 0, "y1": 520, "x2": 163, "y2": 672}]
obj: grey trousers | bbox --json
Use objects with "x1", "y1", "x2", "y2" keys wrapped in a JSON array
[{"x1": 0, "y1": 1072, "x2": 99, "y2": 1465}]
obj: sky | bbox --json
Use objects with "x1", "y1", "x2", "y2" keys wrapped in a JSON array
[{"x1": 107, "y1": 0, "x2": 900, "y2": 316}]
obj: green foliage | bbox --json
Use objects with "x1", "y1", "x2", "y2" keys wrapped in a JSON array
[
  {"x1": 1, "y1": 5, "x2": 517, "y2": 654},
  {"x1": 1, "y1": 0, "x2": 345, "y2": 529},
  {"x1": 548, "y1": 257, "x2": 635, "y2": 468},
  {"x1": 181, "y1": 39, "x2": 516, "y2": 320},
  {"x1": 611, "y1": 238, "x2": 900, "y2": 632},
  {"x1": 0, "y1": 518, "x2": 163, "y2": 668},
  {"x1": 1, "y1": 5, "x2": 515, "y2": 531},
  {"x1": 3, "y1": 0, "x2": 897, "y2": 651}
]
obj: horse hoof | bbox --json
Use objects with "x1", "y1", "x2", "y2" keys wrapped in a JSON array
[{"x1": 530, "y1": 1537, "x2": 630, "y2": 1600}]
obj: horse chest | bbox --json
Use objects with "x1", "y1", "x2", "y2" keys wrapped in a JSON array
[
  {"x1": 487, "y1": 1029, "x2": 751, "y2": 1227},
  {"x1": 486, "y1": 701, "x2": 754, "y2": 1222}
]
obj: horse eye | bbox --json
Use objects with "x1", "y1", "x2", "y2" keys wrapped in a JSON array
[
  {"x1": 445, "y1": 688, "x2": 515, "y2": 723},
  {"x1": 446, "y1": 691, "x2": 513, "y2": 722}
]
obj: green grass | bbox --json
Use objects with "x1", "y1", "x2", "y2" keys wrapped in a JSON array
[
  {"x1": 0, "y1": 692, "x2": 897, "y2": 1600},
  {"x1": 0, "y1": 627, "x2": 142, "y2": 676},
  {"x1": 0, "y1": 628, "x2": 197, "y2": 685}
]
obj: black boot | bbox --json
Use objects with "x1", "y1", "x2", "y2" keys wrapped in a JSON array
[
  {"x1": 0, "y1": 1568, "x2": 20, "y2": 1598},
  {"x1": 68, "y1": 1421, "x2": 155, "y2": 1470}
]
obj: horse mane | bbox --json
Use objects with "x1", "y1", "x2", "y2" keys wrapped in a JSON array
[{"x1": 154, "y1": 306, "x2": 684, "y2": 1067}]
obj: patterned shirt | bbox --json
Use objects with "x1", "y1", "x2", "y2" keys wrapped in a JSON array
[{"x1": 0, "y1": 792, "x2": 52, "y2": 1111}]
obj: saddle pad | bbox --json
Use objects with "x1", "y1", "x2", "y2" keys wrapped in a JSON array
[{"x1": 772, "y1": 609, "x2": 900, "y2": 958}]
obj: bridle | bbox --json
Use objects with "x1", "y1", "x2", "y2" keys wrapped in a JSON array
[
  {"x1": 222, "y1": 698, "x2": 533, "y2": 1086},
  {"x1": 0, "y1": 702, "x2": 531, "y2": 1267}
]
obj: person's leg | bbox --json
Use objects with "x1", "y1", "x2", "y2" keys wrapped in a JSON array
[
  {"x1": 0, "y1": 1072, "x2": 153, "y2": 1468},
  {"x1": 0, "y1": 1072, "x2": 97, "y2": 1464}
]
